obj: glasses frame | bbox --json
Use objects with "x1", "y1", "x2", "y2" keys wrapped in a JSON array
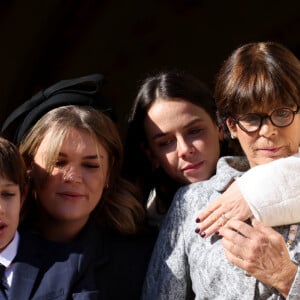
[{"x1": 231, "y1": 106, "x2": 300, "y2": 133}]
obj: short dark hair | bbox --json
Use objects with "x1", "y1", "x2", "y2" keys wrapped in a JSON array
[
  {"x1": 215, "y1": 41, "x2": 300, "y2": 149},
  {"x1": 0, "y1": 136, "x2": 26, "y2": 194}
]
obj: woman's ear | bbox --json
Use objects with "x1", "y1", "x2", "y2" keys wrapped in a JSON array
[
  {"x1": 141, "y1": 144, "x2": 160, "y2": 170},
  {"x1": 226, "y1": 118, "x2": 238, "y2": 139}
]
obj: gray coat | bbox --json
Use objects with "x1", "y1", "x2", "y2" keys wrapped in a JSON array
[{"x1": 142, "y1": 156, "x2": 300, "y2": 300}]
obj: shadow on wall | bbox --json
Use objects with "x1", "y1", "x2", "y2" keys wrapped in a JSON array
[{"x1": 1, "y1": 0, "x2": 300, "y2": 138}]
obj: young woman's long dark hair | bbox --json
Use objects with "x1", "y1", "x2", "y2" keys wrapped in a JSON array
[{"x1": 123, "y1": 70, "x2": 229, "y2": 215}]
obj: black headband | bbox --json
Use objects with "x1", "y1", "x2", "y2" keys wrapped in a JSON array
[{"x1": 1, "y1": 73, "x2": 113, "y2": 144}]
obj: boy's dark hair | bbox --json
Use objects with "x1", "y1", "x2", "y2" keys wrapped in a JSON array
[{"x1": 0, "y1": 136, "x2": 26, "y2": 194}]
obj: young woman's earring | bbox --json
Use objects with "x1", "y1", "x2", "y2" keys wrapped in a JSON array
[
  {"x1": 230, "y1": 134, "x2": 236, "y2": 139},
  {"x1": 26, "y1": 170, "x2": 32, "y2": 183}
]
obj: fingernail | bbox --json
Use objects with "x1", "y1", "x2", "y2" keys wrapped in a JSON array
[
  {"x1": 200, "y1": 232, "x2": 206, "y2": 238},
  {"x1": 195, "y1": 218, "x2": 200, "y2": 223},
  {"x1": 215, "y1": 231, "x2": 219, "y2": 236},
  {"x1": 195, "y1": 228, "x2": 200, "y2": 234}
]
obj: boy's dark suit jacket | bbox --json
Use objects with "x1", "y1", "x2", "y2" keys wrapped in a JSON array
[{"x1": 7, "y1": 223, "x2": 156, "y2": 300}]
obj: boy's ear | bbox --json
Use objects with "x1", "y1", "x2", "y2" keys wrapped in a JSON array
[{"x1": 141, "y1": 144, "x2": 160, "y2": 170}]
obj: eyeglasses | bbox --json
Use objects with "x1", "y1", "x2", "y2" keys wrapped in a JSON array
[{"x1": 231, "y1": 107, "x2": 300, "y2": 133}]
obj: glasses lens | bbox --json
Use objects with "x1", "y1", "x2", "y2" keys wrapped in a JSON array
[
  {"x1": 238, "y1": 114, "x2": 261, "y2": 132},
  {"x1": 270, "y1": 108, "x2": 294, "y2": 127}
]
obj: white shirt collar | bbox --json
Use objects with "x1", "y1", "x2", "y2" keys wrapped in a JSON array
[{"x1": 0, "y1": 231, "x2": 19, "y2": 268}]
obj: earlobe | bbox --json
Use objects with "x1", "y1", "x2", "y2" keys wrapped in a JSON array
[{"x1": 26, "y1": 169, "x2": 32, "y2": 183}]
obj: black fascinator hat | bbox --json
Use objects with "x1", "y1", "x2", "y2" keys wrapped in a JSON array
[{"x1": 1, "y1": 73, "x2": 114, "y2": 144}]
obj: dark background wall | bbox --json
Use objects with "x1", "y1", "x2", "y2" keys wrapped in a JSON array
[{"x1": 1, "y1": 0, "x2": 300, "y2": 138}]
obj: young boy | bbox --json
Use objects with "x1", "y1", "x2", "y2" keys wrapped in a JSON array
[{"x1": 0, "y1": 136, "x2": 26, "y2": 295}]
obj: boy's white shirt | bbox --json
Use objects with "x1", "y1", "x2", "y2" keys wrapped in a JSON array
[
  {"x1": 237, "y1": 149, "x2": 300, "y2": 226},
  {"x1": 0, "y1": 231, "x2": 19, "y2": 287}
]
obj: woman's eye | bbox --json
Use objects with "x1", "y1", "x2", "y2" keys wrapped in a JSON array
[
  {"x1": 189, "y1": 128, "x2": 203, "y2": 135},
  {"x1": 275, "y1": 109, "x2": 290, "y2": 118},
  {"x1": 55, "y1": 160, "x2": 67, "y2": 167},
  {"x1": 1, "y1": 192, "x2": 15, "y2": 198},
  {"x1": 83, "y1": 164, "x2": 100, "y2": 169},
  {"x1": 158, "y1": 139, "x2": 173, "y2": 147},
  {"x1": 241, "y1": 115, "x2": 260, "y2": 124}
]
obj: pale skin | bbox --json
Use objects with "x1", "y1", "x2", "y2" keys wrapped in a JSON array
[
  {"x1": 31, "y1": 127, "x2": 108, "y2": 242},
  {"x1": 196, "y1": 104, "x2": 300, "y2": 296},
  {"x1": 143, "y1": 98, "x2": 221, "y2": 185},
  {"x1": 197, "y1": 105, "x2": 300, "y2": 237},
  {"x1": 0, "y1": 177, "x2": 25, "y2": 252}
]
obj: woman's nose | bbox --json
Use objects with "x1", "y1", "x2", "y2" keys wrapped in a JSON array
[
  {"x1": 63, "y1": 166, "x2": 82, "y2": 183},
  {"x1": 0, "y1": 202, "x2": 4, "y2": 214},
  {"x1": 258, "y1": 118, "x2": 277, "y2": 137},
  {"x1": 177, "y1": 139, "x2": 195, "y2": 157}
]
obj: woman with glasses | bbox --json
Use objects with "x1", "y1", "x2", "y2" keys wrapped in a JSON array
[
  {"x1": 196, "y1": 107, "x2": 300, "y2": 237},
  {"x1": 142, "y1": 41, "x2": 300, "y2": 299}
]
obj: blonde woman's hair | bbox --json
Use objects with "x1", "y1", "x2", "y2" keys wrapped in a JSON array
[{"x1": 19, "y1": 105, "x2": 145, "y2": 235}]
